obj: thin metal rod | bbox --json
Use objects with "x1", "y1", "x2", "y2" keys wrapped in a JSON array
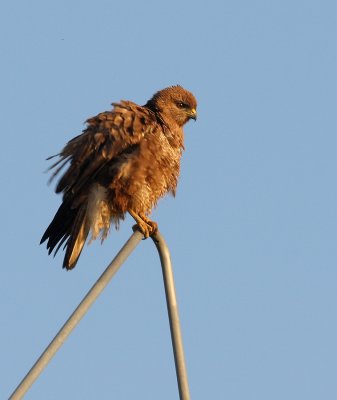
[
  {"x1": 9, "y1": 230, "x2": 143, "y2": 400},
  {"x1": 152, "y1": 231, "x2": 191, "y2": 400}
]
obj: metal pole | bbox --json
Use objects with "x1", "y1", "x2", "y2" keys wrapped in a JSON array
[
  {"x1": 9, "y1": 229, "x2": 190, "y2": 400},
  {"x1": 152, "y1": 231, "x2": 191, "y2": 400},
  {"x1": 9, "y1": 230, "x2": 143, "y2": 400}
]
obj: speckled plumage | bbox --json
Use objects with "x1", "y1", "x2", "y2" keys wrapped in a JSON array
[{"x1": 41, "y1": 86, "x2": 197, "y2": 269}]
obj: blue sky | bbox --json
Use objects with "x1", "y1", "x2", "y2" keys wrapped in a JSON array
[{"x1": 1, "y1": 1, "x2": 336, "y2": 399}]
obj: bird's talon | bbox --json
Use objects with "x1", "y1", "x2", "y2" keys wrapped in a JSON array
[{"x1": 132, "y1": 223, "x2": 151, "y2": 239}]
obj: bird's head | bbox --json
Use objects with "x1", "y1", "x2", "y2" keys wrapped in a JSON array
[{"x1": 146, "y1": 85, "x2": 197, "y2": 127}]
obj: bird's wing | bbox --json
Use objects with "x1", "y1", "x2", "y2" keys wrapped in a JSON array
[{"x1": 47, "y1": 101, "x2": 156, "y2": 197}]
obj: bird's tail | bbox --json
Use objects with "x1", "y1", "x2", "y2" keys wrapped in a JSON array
[{"x1": 40, "y1": 199, "x2": 90, "y2": 270}]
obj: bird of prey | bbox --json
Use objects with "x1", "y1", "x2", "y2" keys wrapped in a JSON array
[{"x1": 41, "y1": 85, "x2": 197, "y2": 269}]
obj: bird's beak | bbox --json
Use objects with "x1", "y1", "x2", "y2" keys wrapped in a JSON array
[{"x1": 189, "y1": 108, "x2": 197, "y2": 121}]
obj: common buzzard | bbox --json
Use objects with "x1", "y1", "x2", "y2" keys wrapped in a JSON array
[{"x1": 41, "y1": 86, "x2": 197, "y2": 269}]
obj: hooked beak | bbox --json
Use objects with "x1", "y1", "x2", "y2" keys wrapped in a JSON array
[{"x1": 189, "y1": 108, "x2": 197, "y2": 121}]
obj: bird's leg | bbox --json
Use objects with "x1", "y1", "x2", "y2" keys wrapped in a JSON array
[
  {"x1": 139, "y1": 213, "x2": 158, "y2": 234},
  {"x1": 129, "y1": 210, "x2": 158, "y2": 238}
]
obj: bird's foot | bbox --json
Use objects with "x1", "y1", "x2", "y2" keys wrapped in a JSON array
[
  {"x1": 130, "y1": 211, "x2": 158, "y2": 238},
  {"x1": 140, "y1": 214, "x2": 158, "y2": 236}
]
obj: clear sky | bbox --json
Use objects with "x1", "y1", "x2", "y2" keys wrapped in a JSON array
[{"x1": 1, "y1": 1, "x2": 336, "y2": 399}]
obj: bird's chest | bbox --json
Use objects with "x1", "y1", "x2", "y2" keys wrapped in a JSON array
[{"x1": 114, "y1": 133, "x2": 182, "y2": 213}]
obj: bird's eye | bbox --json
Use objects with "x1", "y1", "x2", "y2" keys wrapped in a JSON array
[{"x1": 177, "y1": 102, "x2": 186, "y2": 108}]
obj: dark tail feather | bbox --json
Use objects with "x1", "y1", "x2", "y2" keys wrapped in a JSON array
[
  {"x1": 41, "y1": 200, "x2": 90, "y2": 270},
  {"x1": 40, "y1": 200, "x2": 75, "y2": 254}
]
